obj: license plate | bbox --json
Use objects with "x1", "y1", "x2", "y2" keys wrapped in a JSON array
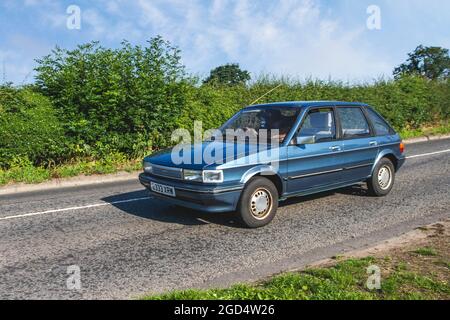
[{"x1": 150, "y1": 182, "x2": 176, "y2": 197}]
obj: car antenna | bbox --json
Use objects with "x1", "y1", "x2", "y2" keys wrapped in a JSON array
[{"x1": 250, "y1": 83, "x2": 283, "y2": 105}]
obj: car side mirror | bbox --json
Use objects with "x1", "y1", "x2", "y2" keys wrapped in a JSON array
[{"x1": 295, "y1": 135, "x2": 316, "y2": 145}]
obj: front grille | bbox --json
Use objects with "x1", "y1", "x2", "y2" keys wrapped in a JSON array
[{"x1": 152, "y1": 164, "x2": 183, "y2": 180}]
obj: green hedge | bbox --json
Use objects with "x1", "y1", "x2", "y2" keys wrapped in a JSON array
[
  {"x1": 179, "y1": 76, "x2": 449, "y2": 134},
  {"x1": 1, "y1": 78, "x2": 448, "y2": 170},
  {"x1": 35, "y1": 37, "x2": 190, "y2": 160},
  {"x1": 0, "y1": 38, "x2": 448, "y2": 170},
  {"x1": 0, "y1": 86, "x2": 66, "y2": 168}
]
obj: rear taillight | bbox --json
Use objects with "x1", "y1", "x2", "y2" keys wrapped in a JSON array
[{"x1": 399, "y1": 142, "x2": 405, "y2": 154}]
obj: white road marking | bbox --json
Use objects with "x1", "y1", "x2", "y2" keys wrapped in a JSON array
[
  {"x1": 405, "y1": 149, "x2": 450, "y2": 159},
  {"x1": 1, "y1": 148, "x2": 449, "y2": 222},
  {"x1": 0, "y1": 197, "x2": 149, "y2": 221}
]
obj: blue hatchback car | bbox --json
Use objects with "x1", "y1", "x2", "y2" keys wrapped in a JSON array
[{"x1": 140, "y1": 101, "x2": 406, "y2": 228}]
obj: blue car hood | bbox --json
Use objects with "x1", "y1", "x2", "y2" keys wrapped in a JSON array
[{"x1": 145, "y1": 141, "x2": 278, "y2": 170}]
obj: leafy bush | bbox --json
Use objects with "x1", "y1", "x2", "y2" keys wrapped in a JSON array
[
  {"x1": 0, "y1": 37, "x2": 446, "y2": 179},
  {"x1": 35, "y1": 37, "x2": 189, "y2": 158},
  {"x1": 0, "y1": 86, "x2": 66, "y2": 168},
  {"x1": 182, "y1": 75, "x2": 449, "y2": 133}
]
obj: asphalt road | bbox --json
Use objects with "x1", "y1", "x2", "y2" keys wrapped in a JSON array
[{"x1": 0, "y1": 139, "x2": 449, "y2": 299}]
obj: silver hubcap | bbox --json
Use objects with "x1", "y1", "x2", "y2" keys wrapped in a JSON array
[
  {"x1": 250, "y1": 188, "x2": 272, "y2": 220},
  {"x1": 378, "y1": 165, "x2": 392, "y2": 190}
]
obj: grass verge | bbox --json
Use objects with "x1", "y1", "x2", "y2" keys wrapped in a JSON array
[
  {"x1": 0, "y1": 123, "x2": 449, "y2": 187},
  {"x1": 144, "y1": 222, "x2": 449, "y2": 300},
  {"x1": 0, "y1": 158, "x2": 142, "y2": 186},
  {"x1": 399, "y1": 122, "x2": 450, "y2": 140}
]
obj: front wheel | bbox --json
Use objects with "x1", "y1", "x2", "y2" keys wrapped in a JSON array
[
  {"x1": 237, "y1": 177, "x2": 279, "y2": 228},
  {"x1": 367, "y1": 158, "x2": 395, "y2": 196}
]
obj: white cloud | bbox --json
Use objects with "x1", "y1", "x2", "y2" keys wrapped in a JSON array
[
  {"x1": 1, "y1": 0, "x2": 448, "y2": 84},
  {"x1": 137, "y1": 0, "x2": 169, "y2": 29},
  {"x1": 0, "y1": 33, "x2": 54, "y2": 84},
  {"x1": 13, "y1": 0, "x2": 396, "y2": 81},
  {"x1": 210, "y1": 0, "x2": 227, "y2": 19},
  {"x1": 144, "y1": 0, "x2": 391, "y2": 81},
  {"x1": 83, "y1": 9, "x2": 107, "y2": 37},
  {"x1": 19, "y1": 0, "x2": 66, "y2": 28},
  {"x1": 68, "y1": 0, "x2": 394, "y2": 81},
  {"x1": 0, "y1": 48, "x2": 36, "y2": 85}
]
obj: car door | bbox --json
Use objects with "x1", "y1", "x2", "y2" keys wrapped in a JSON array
[
  {"x1": 286, "y1": 107, "x2": 345, "y2": 194},
  {"x1": 336, "y1": 106, "x2": 379, "y2": 182}
]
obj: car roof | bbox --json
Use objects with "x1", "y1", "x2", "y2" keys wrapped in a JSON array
[{"x1": 246, "y1": 101, "x2": 369, "y2": 109}]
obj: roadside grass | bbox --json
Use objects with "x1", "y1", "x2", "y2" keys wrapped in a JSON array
[
  {"x1": 413, "y1": 247, "x2": 438, "y2": 256},
  {"x1": 145, "y1": 258, "x2": 449, "y2": 300},
  {"x1": 0, "y1": 123, "x2": 449, "y2": 187},
  {"x1": 144, "y1": 223, "x2": 449, "y2": 300},
  {"x1": 399, "y1": 122, "x2": 450, "y2": 140},
  {"x1": 0, "y1": 158, "x2": 142, "y2": 186}
]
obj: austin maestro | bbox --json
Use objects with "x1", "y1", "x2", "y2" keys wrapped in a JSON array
[{"x1": 140, "y1": 101, "x2": 405, "y2": 228}]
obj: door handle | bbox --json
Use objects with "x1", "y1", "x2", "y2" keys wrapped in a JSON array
[
  {"x1": 329, "y1": 146, "x2": 341, "y2": 152},
  {"x1": 369, "y1": 141, "x2": 378, "y2": 146}
]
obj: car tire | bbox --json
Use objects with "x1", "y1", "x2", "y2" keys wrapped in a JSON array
[
  {"x1": 367, "y1": 157, "x2": 395, "y2": 197},
  {"x1": 237, "y1": 177, "x2": 279, "y2": 228}
]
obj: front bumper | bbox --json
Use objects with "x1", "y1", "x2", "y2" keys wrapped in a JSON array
[{"x1": 139, "y1": 173, "x2": 243, "y2": 213}]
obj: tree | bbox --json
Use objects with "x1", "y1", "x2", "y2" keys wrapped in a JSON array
[
  {"x1": 34, "y1": 37, "x2": 189, "y2": 156},
  {"x1": 203, "y1": 63, "x2": 251, "y2": 86},
  {"x1": 394, "y1": 45, "x2": 450, "y2": 80}
]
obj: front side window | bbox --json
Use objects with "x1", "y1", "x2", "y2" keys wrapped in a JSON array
[
  {"x1": 338, "y1": 107, "x2": 370, "y2": 139},
  {"x1": 298, "y1": 108, "x2": 336, "y2": 143},
  {"x1": 366, "y1": 108, "x2": 392, "y2": 136}
]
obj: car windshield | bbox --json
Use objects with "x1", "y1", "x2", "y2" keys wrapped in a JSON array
[{"x1": 219, "y1": 107, "x2": 301, "y2": 143}]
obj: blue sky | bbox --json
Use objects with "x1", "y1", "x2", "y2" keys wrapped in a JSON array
[{"x1": 1, "y1": 0, "x2": 449, "y2": 84}]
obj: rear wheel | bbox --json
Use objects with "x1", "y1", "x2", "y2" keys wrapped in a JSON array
[
  {"x1": 237, "y1": 177, "x2": 279, "y2": 228},
  {"x1": 367, "y1": 158, "x2": 395, "y2": 196}
]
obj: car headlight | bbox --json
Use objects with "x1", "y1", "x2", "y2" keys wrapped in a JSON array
[
  {"x1": 202, "y1": 170, "x2": 224, "y2": 183},
  {"x1": 143, "y1": 161, "x2": 153, "y2": 174},
  {"x1": 183, "y1": 169, "x2": 203, "y2": 182},
  {"x1": 183, "y1": 170, "x2": 224, "y2": 183}
]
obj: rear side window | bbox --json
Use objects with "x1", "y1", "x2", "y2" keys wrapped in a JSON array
[
  {"x1": 337, "y1": 107, "x2": 370, "y2": 139},
  {"x1": 366, "y1": 108, "x2": 392, "y2": 136}
]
